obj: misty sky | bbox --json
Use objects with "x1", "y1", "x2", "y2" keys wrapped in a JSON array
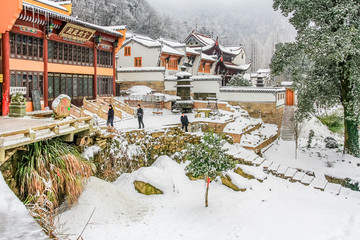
[{"x1": 146, "y1": 0, "x2": 278, "y2": 17}]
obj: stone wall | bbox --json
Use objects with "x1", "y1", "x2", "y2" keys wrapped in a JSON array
[
  {"x1": 92, "y1": 126, "x2": 201, "y2": 181},
  {"x1": 193, "y1": 101, "x2": 233, "y2": 112},
  {"x1": 228, "y1": 101, "x2": 284, "y2": 127},
  {"x1": 120, "y1": 81, "x2": 165, "y2": 93},
  {"x1": 124, "y1": 100, "x2": 172, "y2": 110}
]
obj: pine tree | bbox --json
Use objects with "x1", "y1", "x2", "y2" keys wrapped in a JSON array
[
  {"x1": 229, "y1": 74, "x2": 252, "y2": 87},
  {"x1": 271, "y1": 0, "x2": 360, "y2": 156},
  {"x1": 185, "y1": 132, "x2": 235, "y2": 207}
]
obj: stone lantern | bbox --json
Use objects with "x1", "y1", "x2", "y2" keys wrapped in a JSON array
[{"x1": 175, "y1": 66, "x2": 194, "y2": 112}]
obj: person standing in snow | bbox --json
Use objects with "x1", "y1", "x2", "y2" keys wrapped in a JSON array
[
  {"x1": 107, "y1": 104, "x2": 114, "y2": 127},
  {"x1": 181, "y1": 112, "x2": 189, "y2": 132},
  {"x1": 137, "y1": 104, "x2": 145, "y2": 129}
]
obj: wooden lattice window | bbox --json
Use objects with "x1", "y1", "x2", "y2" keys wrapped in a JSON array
[
  {"x1": 124, "y1": 46, "x2": 131, "y2": 56},
  {"x1": 134, "y1": 57, "x2": 142, "y2": 67}
]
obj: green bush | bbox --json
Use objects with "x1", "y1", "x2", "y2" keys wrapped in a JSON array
[{"x1": 318, "y1": 114, "x2": 344, "y2": 133}]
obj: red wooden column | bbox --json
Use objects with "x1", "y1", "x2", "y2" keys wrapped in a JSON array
[
  {"x1": 93, "y1": 45, "x2": 97, "y2": 99},
  {"x1": 43, "y1": 34, "x2": 48, "y2": 107},
  {"x1": 113, "y1": 50, "x2": 116, "y2": 96},
  {"x1": 2, "y1": 31, "x2": 10, "y2": 115}
]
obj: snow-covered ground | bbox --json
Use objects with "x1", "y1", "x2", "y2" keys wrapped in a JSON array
[
  {"x1": 265, "y1": 117, "x2": 360, "y2": 182},
  {"x1": 2, "y1": 104, "x2": 360, "y2": 240},
  {"x1": 58, "y1": 156, "x2": 360, "y2": 240},
  {"x1": 0, "y1": 172, "x2": 46, "y2": 240}
]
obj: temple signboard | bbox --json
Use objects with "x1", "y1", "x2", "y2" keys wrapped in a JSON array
[{"x1": 58, "y1": 23, "x2": 96, "y2": 42}]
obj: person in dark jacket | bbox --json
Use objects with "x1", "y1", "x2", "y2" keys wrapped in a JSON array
[
  {"x1": 181, "y1": 112, "x2": 189, "y2": 132},
  {"x1": 137, "y1": 104, "x2": 145, "y2": 129},
  {"x1": 107, "y1": 104, "x2": 114, "y2": 127}
]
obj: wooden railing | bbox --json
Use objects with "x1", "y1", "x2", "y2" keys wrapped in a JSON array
[
  {"x1": 0, "y1": 116, "x2": 93, "y2": 164},
  {"x1": 101, "y1": 96, "x2": 135, "y2": 116},
  {"x1": 70, "y1": 104, "x2": 88, "y2": 118},
  {"x1": 83, "y1": 98, "x2": 108, "y2": 120},
  {"x1": 96, "y1": 97, "x2": 122, "y2": 119}
]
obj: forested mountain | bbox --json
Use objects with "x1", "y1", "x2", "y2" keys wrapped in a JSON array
[
  {"x1": 71, "y1": 0, "x2": 189, "y2": 40},
  {"x1": 71, "y1": 0, "x2": 296, "y2": 69}
]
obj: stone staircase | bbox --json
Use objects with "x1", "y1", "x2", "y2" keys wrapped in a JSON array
[
  {"x1": 225, "y1": 146, "x2": 357, "y2": 197},
  {"x1": 82, "y1": 97, "x2": 135, "y2": 121},
  {"x1": 281, "y1": 106, "x2": 296, "y2": 141}
]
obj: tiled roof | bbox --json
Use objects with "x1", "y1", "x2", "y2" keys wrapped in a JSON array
[{"x1": 22, "y1": 1, "x2": 124, "y2": 38}]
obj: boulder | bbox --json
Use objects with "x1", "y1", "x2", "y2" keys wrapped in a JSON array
[
  {"x1": 133, "y1": 181, "x2": 163, "y2": 195},
  {"x1": 325, "y1": 137, "x2": 338, "y2": 149},
  {"x1": 52, "y1": 94, "x2": 71, "y2": 119},
  {"x1": 221, "y1": 175, "x2": 243, "y2": 191}
]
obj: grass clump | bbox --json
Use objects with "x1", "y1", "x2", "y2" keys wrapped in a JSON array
[
  {"x1": 16, "y1": 139, "x2": 95, "y2": 207},
  {"x1": 318, "y1": 113, "x2": 344, "y2": 134}
]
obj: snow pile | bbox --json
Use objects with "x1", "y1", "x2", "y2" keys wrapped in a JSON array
[
  {"x1": 300, "y1": 116, "x2": 336, "y2": 140},
  {"x1": 57, "y1": 176, "x2": 149, "y2": 237},
  {"x1": 114, "y1": 166, "x2": 175, "y2": 195},
  {"x1": 127, "y1": 85, "x2": 154, "y2": 96},
  {"x1": 0, "y1": 172, "x2": 46, "y2": 239},
  {"x1": 240, "y1": 124, "x2": 278, "y2": 147},
  {"x1": 82, "y1": 145, "x2": 101, "y2": 160},
  {"x1": 57, "y1": 156, "x2": 360, "y2": 240},
  {"x1": 236, "y1": 164, "x2": 267, "y2": 181},
  {"x1": 224, "y1": 117, "x2": 262, "y2": 134},
  {"x1": 225, "y1": 171, "x2": 252, "y2": 189}
]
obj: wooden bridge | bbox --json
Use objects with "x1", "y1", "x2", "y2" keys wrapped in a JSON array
[{"x1": 0, "y1": 116, "x2": 93, "y2": 165}]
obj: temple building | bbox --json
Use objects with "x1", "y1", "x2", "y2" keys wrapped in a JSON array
[
  {"x1": 183, "y1": 31, "x2": 251, "y2": 86},
  {"x1": 0, "y1": 0, "x2": 126, "y2": 115}
]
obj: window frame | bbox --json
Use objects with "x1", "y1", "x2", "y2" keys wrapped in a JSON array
[
  {"x1": 48, "y1": 40, "x2": 93, "y2": 66},
  {"x1": 134, "y1": 57, "x2": 142, "y2": 67},
  {"x1": 10, "y1": 71, "x2": 44, "y2": 100},
  {"x1": 124, "y1": 46, "x2": 131, "y2": 56},
  {"x1": 10, "y1": 33, "x2": 43, "y2": 61}
]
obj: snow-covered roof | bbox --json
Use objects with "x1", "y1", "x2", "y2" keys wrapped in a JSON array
[
  {"x1": 224, "y1": 62, "x2": 251, "y2": 71},
  {"x1": 183, "y1": 32, "x2": 215, "y2": 48},
  {"x1": 31, "y1": 0, "x2": 69, "y2": 11},
  {"x1": 153, "y1": 93, "x2": 181, "y2": 102},
  {"x1": 201, "y1": 53, "x2": 217, "y2": 62},
  {"x1": 175, "y1": 71, "x2": 192, "y2": 78},
  {"x1": 162, "y1": 45, "x2": 185, "y2": 56},
  {"x1": 104, "y1": 25, "x2": 127, "y2": 31},
  {"x1": 123, "y1": 35, "x2": 162, "y2": 48},
  {"x1": 127, "y1": 85, "x2": 154, "y2": 95},
  {"x1": 192, "y1": 75, "x2": 222, "y2": 81},
  {"x1": 164, "y1": 76, "x2": 177, "y2": 81},
  {"x1": 220, "y1": 86, "x2": 286, "y2": 93},
  {"x1": 159, "y1": 38, "x2": 186, "y2": 48},
  {"x1": 186, "y1": 47, "x2": 200, "y2": 55},
  {"x1": 22, "y1": 1, "x2": 124, "y2": 38},
  {"x1": 220, "y1": 45, "x2": 243, "y2": 56},
  {"x1": 117, "y1": 67, "x2": 165, "y2": 73}
]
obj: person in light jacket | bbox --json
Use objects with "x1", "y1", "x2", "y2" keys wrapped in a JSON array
[
  {"x1": 137, "y1": 104, "x2": 145, "y2": 129},
  {"x1": 181, "y1": 112, "x2": 189, "y2": 132}
]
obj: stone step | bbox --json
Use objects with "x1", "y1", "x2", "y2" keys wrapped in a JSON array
[
  {"x1": 325, "y1": 183, "x2": 342, "y2": 195},
  {"x1": 301, "y1": 175, "x2": 315, "y2": 186},
  {"x1": 312, "y1": 177, "x2": 328, "y2": 191},
  {"x1": 260, "y1": 160, "x2": 273, "y2": 171},
  {"x1": 292, "y1": 171, "x2": 306, "y2": 182},
  {"x1": 268, "y1": 162, "x2": 280, "y2": 174},
  {"x1": 284, "y1": 168, "x2": 297, "y2": 179},
  {"x1": 275, "y1": 165, "x2": 289, "y2": 177},
  {"x1": 253, "y1": 157, "x2": 265, "y2": 166}
]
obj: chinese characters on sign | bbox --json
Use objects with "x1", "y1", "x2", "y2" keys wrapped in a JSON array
[
  {"x1": 58, "y1": 23, "x2": 96, "y2": 42},
  {"x1": 10, "y1": 87, "x2": 27, "y2": 95}
]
